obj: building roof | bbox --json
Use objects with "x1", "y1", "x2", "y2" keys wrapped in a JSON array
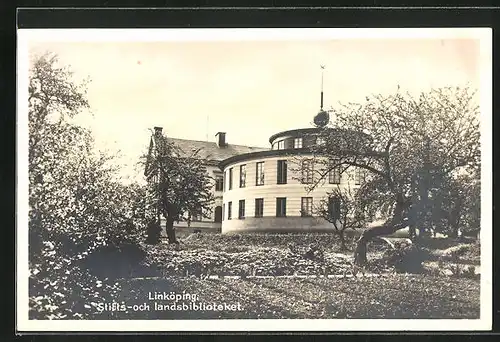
[
  {"x1": 218, "y1": 148, "x2": 315, "y2": 169},
  {"x1": 268, "y1": 127, "x2": 322, "y2": 144},
  {"x1": 167, "y1": 137, "x2": 269, "y2": 163}
]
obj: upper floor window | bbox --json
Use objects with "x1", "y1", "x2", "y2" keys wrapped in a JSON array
[
  {"x1": 256, "y1": 162, "x2": 265, "y2": 186},
  {"x1": 228, "y1": 167, "x2": 233, "y2": 190},
  {"x1": 215, "y1": 175, "x2": 224, "y2": 191},
  {"x1": 239, "y1": 164, "x2": 246, "y2": 188},
  {"x1": 277, "y1": 160, "x2": 287, "y2": 184},
  {"x1": 277, "y1": 140, "x2": 285, "y2": 150},
  {"x1": 301, "y1": 159, "x2": 314, "y2": 184},
  {"x1": 294, "y1": 137, "x2": 303, "y2": 149},
  {"x1": 329, "y1": 161, "x2": 341, "y2": 184}
]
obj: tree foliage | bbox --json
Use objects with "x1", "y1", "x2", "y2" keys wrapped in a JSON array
[
  {"x1": 313, "y1": 185, "x2": 368, "y2": 250},
  {"x1": 28, "y1": 52, "x2": 148, "y2": 319},
  {"x1": 301, "y1": 86, "x2": 480, "y2": 264},
  {"x1": 143, "y1": 133, "x2": 215, "y2": 244}
]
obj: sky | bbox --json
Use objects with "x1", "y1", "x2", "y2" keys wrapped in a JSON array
[{"x1": 26, "y1": 35, "x2": 481, "y2": 182}]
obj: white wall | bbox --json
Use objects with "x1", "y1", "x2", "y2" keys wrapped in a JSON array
[{"x1": 221, "y1": 154, "x2": 363, "y2": 233}]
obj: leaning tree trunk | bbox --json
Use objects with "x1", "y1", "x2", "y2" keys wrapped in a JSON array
[
  {"x1": 353, "y1": 195, "x2": 409, "y2": 265},
  {"x1": 165, "y1": 215, "x2": 178, "y2": 244}
]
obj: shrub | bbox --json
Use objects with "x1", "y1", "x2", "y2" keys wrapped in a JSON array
[{"x1": 381, "y1": 240, "x2": 429, "y2": 273}]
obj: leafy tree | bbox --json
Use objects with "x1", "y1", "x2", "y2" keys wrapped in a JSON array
[
  {"x1": 429, "y1": 173, "x2": 480, "y2": 239},
  {"x1": 143, "y1": 132, "x2": 215, "y2": 244},
  {"x1": 28, "y1": 52, "x2": 147, "y2": 319},
  {"x1": 302, "y1": 86, "x2": 480, "y2": 264},
  {"x1": 313, "y1": 185, "x2": 369, "y2": 250}
]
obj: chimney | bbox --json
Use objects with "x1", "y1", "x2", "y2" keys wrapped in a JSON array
[
  {"x1": 215, "y1": 132, "x2": 226, "y2": 148},
  {"x1": 154, "y1": 126, "x2": 163, "y2": 136}
]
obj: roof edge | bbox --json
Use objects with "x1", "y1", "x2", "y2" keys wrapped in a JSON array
[
  {"x1": 268, "y1": 128, "x2": 322, "y2": 144},
  {"x1": 218, "y1": 148, "x2": 315, "y2": 169}
]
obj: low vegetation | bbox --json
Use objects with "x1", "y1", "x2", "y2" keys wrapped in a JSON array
[{"x1": 27, "y1": 52, "x2": 481, "y2": 322}]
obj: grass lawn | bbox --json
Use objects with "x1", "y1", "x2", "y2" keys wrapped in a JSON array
[
  {"x1": 93, "y1": 274, "x2": 479, "y2": 319},
  {"x1": 81, "y1": 232, "x2": 481, "y2": 320}
]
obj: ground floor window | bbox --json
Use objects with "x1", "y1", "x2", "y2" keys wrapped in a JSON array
[
  {"x1": 255, "y1": 198, "x2": 264, "y2": 218},
  {"x1": 276, "y1": 197, "x2": 287, "y2": 217},
  {"x1": 328, "y1": 196, "x2": 341, "y2": 220},
  {"x1": 214, "y1": 205, "x2": 222, "y2": 223},
  {"x1": 238, "y1": 200, "x2": 245, "y2": 219},
  {"x1": 301, "y1": 197, "x2": 313, "y2": 217}
]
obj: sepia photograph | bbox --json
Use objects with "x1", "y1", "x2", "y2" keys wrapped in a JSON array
[{"x1": 16, "y1": 28, "x2": 492, "y2": 332}]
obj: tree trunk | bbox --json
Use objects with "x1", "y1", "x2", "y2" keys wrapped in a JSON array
[
  {"x1": 165, "y1": 215, "x2": 178, "y2": 244},
  {"x1": 338, "y1": 231, "x2": 348, "y2": 251},
  {"x1": 145, "y1": 219, "x2": 161, "y2": 244},
  {"x1": 354, "y1": 220, "x2": 410, "y2": 265},
  {"x1": 409, "y1": 224, "x2": 416, "y2": 240},
  {"x1": 354, "y1": 195, "x2": 409, "y2": 265}
]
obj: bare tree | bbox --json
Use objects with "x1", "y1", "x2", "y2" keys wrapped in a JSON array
[{"x1": 314, "y1": 184, "x2": 368, "y2": 250}]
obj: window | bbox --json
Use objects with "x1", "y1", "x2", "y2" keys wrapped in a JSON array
[
  {"x1": 256, "y1": 162, "x2": 265, "y2": 186},
  {"x1": 238, "y1": 200, "x2": 245, "y2": 219},
  {"x1": 294, "y1": 137, "x2": 303, "y2": 148},
  {"x1": 215, "y1": 175, "x2": 224, "y2": 191},
  {"x1": 328, "y1": 196, "x2": 341, "y2": 220},
  {"x1": 222, "y1": 203, "x2": 225, "y2": 221},
  {"x1": 301, "y1": 159, "x2": 314, "y2": 184},
  {"x1": 239, "y1": 164, "x2": 246, "y2": 188},
  {"x1": 329, "y1": 161, "x2": 341, "y2": 184},
  {"x1": 255, "y1": 198, "x2": 264, "y2": 218},
  {"x1": 277, "y1": 140, "x2": 285, "y2": 150},
  {"x1": 227, "y1": 201, "x2": 232, "y2": 220},
  {"x1": 301, "y1": 197, "x2": 313, "y2": 217},
  {"x1": 214, "y1": 206, "x2": 222, "y2": 223},
  {"x1": 277, "y1": 160, "x2": 287, "y2": 184},
  {"x1": 191, "y1": 211, "x2": 202, "y2": 221},
  {"x1": 316, "y1": 137, "x2": 326, "y2": 146},
  {"x1": 355, "y1": 167, "x2": 366, "y2": 185},
  {"x1": 276, "y1": 197, "x2": 287, "y2": 217},
  {"x1": 228, "y1": 168, "x2": 233, "y2": 190},
  {"x1": 223, "y1": 171, "x2": 226, "y2": 191}
]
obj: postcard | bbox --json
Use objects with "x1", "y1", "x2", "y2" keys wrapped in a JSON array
[{"x1": 16, "y1": 27, "x2": 492, "y2": 332}]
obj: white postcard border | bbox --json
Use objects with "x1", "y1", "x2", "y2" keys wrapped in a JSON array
[{"x1": 16, "y1": 27, "x2": 493, "y2": 332}]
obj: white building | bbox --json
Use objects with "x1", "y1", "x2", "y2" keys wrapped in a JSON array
[{"x1": 219, "y1": 127, "x2": 365, "y2": 233}]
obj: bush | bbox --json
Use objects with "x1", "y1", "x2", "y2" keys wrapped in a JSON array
[
  {"x1": 27, "y1": 54, "x2": 152, "y2": 319},
  {"x1": 381, "y1": 240, "x2": 429, "y2": 273}
]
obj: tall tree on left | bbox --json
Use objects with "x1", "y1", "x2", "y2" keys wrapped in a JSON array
[
  {"x1": 28, "y1": 52, "x2": 147, "y2": 319},
  {"x1": 143, "y1": 128, "x2": 215, "y2": 244}
]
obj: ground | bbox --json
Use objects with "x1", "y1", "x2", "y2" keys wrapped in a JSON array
[{"x1": 82, "y1": 232, "x2": 481, "y2": 320}]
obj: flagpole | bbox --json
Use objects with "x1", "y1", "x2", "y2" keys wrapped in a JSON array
[{"x1": 320, "y1": 65, "x2": 325, "y2": 111}]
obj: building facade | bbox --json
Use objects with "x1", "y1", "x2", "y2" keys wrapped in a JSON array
[
  {"x1": 145, "y1": 127, "x2": 268, "y2": 232},
  {"x1": 219, "y1": 128, "x2": 365, "y2": 233},
  {"x1": 145, "y1": 125, "x2": 368, "y2": 234}
]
